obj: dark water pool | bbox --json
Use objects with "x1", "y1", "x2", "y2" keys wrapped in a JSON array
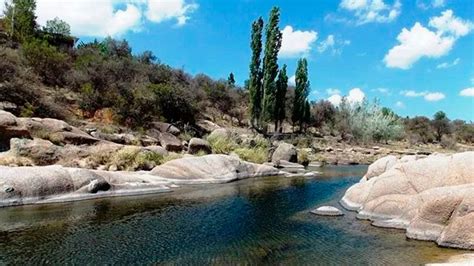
[{"x1": 0, "y1": 166, "x2": 465, "y2": 264}]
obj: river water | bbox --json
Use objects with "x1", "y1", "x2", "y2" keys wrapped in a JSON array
[{"x1": 0, "y1": 166, "x2": 466, "y2": 264}]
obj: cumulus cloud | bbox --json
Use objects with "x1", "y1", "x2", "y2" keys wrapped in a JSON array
[
  {"x1": 400, "y1": 90, "x2": 445, "y2": 101},
  {"x1": 460, "y1": 88, "x2": 474, "y2": 97},
  {"x1": 346, "y1": 88, "x2": 365, "y2": 104},
  {"x1": 35, "y1": 0, "x2": 142, "y2": 37},
  {"x1": 328, "y1": 94, "x2": 343, "y2": 106},
  {"x1": 327, "y1": 88, "x2": 365, "y2": 106},
  {"x1": 436, "y1": 58, "x2": 460, "y2": 69},
  {"x1": 424, "y1": 92, "x2": 445, "y2": 101},
  {"x1": 280, "y1": 26, "x2": 318, "y2": 58},
  {"x1": 145, "y1": 0, "x2": 198, "y2": 26},
  {"x1": 288, "y1": 75, "x2": 296, "y2": 86},
  {"x1": 395, "y1": 101, "x2": 405, "y2": 108},
  {"x1": 317, "y1": 35, "x2": 351, "y2": 54},
  {"x1": 339, "y1": 0, "x2": 402, "y2": 25},
  {"x1": 18, "y1": 0, "x2": 198, "y2": 37},
  {"x1": 384, "y1": 10, "x2": 472, "y2": 69},
  {"x1": 326, "y1": 88, "x2": 341, "y2": 95},
  {"x1": 417, "y1": 0, "x2": 445, "y2": 9}
]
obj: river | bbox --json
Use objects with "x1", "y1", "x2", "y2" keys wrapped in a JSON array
[{"x1": 0, "y1": 165, "x2": 465, "y2": 264}]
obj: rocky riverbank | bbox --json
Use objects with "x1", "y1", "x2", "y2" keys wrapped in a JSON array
[
  {"x1": 340, "y1": 152, "x2": 474, "y2": 250},
  {"x1": 0, "y1": 154, "x2": 284, "y2": 208}
]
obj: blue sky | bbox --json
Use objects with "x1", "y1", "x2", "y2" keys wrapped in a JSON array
[{"x1": 3, "y1": 0, "x2": 472, "y2": 120}]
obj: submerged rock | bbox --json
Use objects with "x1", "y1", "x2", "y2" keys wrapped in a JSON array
[
  {"x1": 311, "y1": 206, "x2": 344, "y2": 216},
  {"x1": 340, "y1": 152, "x2": 474, "y2": 250}
]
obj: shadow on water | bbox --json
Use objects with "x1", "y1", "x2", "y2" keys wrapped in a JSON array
[{"x1": 0, "y1": 165, "x2": 466, "y2": 264}]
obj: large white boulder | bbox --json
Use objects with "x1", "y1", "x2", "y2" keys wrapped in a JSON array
[{"x1": 341, "y1": 152, "x2": 474, "y2": 250}]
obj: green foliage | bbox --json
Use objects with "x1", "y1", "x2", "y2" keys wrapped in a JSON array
[
  {"x1": 42, "y1": 17, "x2": 70, "y2": 35},
  {"x1": 262, "y1": 6, "x2": 282, "y2": 124},
  {"x1": 452, "y1": 120, "x2": 474, "y2": 143},
  {"x1": 228, "y1": 72, "x2": 235, "y2": 86},
  {"x1": 336, "y1": 99, "x2": 404, "y2": 143},
  {"x1": 233, "y1": 147, "x2": 268, "y2": 164},
  {"x1": 432, "y1": 110, "x2": 451, "y2": 142},
  {"x1": 404, "y1": 116, "x2": 435, "y2": 144},
  {"x1": 207, "y1": 134, "x2": 237, "y2": 154},
  {"x1": 248, "y1": 17, "x2": 264, "y2": 129},
  {"x1": 21, "y1": 38, "x2": 70, "y2": 86},
  {"x1": 3, "y1": 0, "x2": 37, "y2": 42},
  {"x1": 150, "y1": 83, "x2": 196, "y2": 124},
  {"x1": 312, "y1": 100, "x2": 336, "y2": 129},
  {"x1": 110, "y1": 147, "x2": 165, "y2": 171},
  {"x1": 292, "y1": 58, "x2": 310, "y2": 131},
  {"x1": 274, "y1": 64, "x2": 288, "y2": 131},
  {"x1": 297, "y1": 149, "x2": 309, "y2": 166}
]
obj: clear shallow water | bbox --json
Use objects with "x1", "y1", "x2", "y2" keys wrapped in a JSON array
[{"x1": 0, "y1": 165, "x2": 466, "y2": 265}]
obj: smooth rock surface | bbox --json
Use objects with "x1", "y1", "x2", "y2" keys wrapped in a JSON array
[
  {"x1": 272, "y1": 142, "x2": 298, "y2": 163},
  {"x1": 341, "y1": 152, "x2": 474, "y2": 250},
  {"x1": 187, "y1": 138, "x2": 211, "y2": 154},
  {"x1": 311, "y1": 206, "x2": 344, "y2": 216},
  {"x1": 151, "y1": 154, "x2": 283, "y2": 183},
  {"x1": 0, "y1": 155, "x2": 284, "y2": 207}
]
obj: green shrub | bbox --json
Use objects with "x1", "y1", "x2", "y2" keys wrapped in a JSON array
[
  {"x1": 233, "y1": 147, "x2": 268, "y2": 164},
  {"x1": 297, "y1": 149, "x2": 309, "y2": 166},
  {"x1": 21, "y1": 38, "x2": 71, "y2": 86},
  {"x1": 207, "y1": 134, "x2": 237, "y2": 154},
  {"x1": 440, "y1": 135, "x2": 457, "y2": 150}
]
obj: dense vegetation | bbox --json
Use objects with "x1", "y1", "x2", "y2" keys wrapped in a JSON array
[{"x1": 0, "y1": 0, "x2": 472, "y2": 146}]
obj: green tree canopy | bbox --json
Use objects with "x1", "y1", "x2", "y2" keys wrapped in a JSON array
[
  {"x1": 3, "y1": 0, "x2": 37, "y2": 42},
  {"x1": 43, "y1": 17, "x2": 70, "y2": 35}
]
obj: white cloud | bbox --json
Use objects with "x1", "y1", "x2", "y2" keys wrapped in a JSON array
[
  {"x1": 0, "y1": 0, "x2": 5, "y2": 15},
  {"x1": 395, "y1": 101, "x2": 405, "y2": 108},
  {"x1": 327, "y1": 88, "x2": 366, "y2": 106},
  {"x1": 29, "y1": 0, "x2": 198, "y2": 37},
  {"x1": 347, "y1": 88, "x2": 365, "y2": 104},
  {"x1": 400, "y1": 90, "x2": 445, "y2": 101},
  {"x1": 326, "y1": 88, "x2": 341, "y2": 95},
  {"x1": 145, "y1": 0, "x2": 198, "y2": 26},
  {"x1": 384, "y1": 10, "x2": 472, "y2": 69},
  {"x1": 280, "y1": 25, "x2": 318, "y2": 58},
  {"x1": 460, "y1": 88, "x2": 474, "y2": 97},
  {"x1": 288, "y1": 75, "x2": 296, "y2": 86},
  {"x1": 433, "y1": 0, "x2": 445, "y2": 7},
  {"x1": 436, "y1": 58, "x2": 460, "y2": 69},
  {"x1": 424, "y1": 92, "x2": 445, "y2": 101},
  {"x1": 35, "y1": 0, "x2": 142, "y2": 37},
  {"x1": 317, "y1": 35, "x2": 351, "y2": 54},
  {"x1": 401, "y1": 90, "x2": 428, "y2": 97},
  {"x1": 339, "y1": 0, "x2": 401, "y2": 25},
  {"x1": 328, "y1": 94, "x2": 343, "y2": 106},
  {"x1": 417, "y1": 0, "x2": 445, "y2": 9},
  {"x1": 373, "y1": 87, "x2": 391, "y2": 95}
]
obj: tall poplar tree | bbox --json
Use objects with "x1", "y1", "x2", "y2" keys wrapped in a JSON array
[
  {"x1": 274, "y1": 64, "x2": 288, "y2": 132},
  {"x1": 261, "y1": 7, "x2": 282, "y2": 125},
  {"x1": 292, "y1": 58, "x2": 310, "y2": 131},
  {"x1": 3, "y1": 0, "x2": 37, "y2": 43},
  {"x1": 248, "y1": 17, "x2": 264, "y2": 129}
]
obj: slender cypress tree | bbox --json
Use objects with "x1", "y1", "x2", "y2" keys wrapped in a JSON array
[
  {"x1": 262, "y1": 7, "x2": 282, "y2": 126},
  {"x1": 292, "y1": 58, "x2": 310, "y2": 131},
  {"x1": 303, "y1": 100, "x2": 311, "y2": 131},
  {"x1": 228, "y1": 72, "x2": 235, "y2": 86},
  {"x1": 248, "y1": 17, "x2": 264, "y2": 129},
  {"x1": 274, "y1": 64, "x2": 288, "y2": 132}
]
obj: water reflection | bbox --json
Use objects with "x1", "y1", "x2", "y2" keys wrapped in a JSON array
[{"x1": 0, "y1": 165, "x2": 465, "y2": 264}]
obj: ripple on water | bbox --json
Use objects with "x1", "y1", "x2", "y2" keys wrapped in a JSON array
[{"x1": 0, "y1": 165, "x2": 467, "y2": 264}]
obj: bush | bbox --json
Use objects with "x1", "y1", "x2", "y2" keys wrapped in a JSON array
[
  {"x1": 297, "y1": 149, "x2": 309, "y2": 166},
  {"x1": 440, "y1": 135, "x2": 457, "y2": 150},
  {"x1": 109, "y1": 147, "x2": 164, "y2": 171},
  {"x1": 233, "y1": 147, "x2": 268, "y2": 164},
  {"x1": 336, "y1": 99, "x2": 404, "y2": 143},
  {"x1": 207, "y1": 134, "x2": 237, "y2": 154},
  {"x1": 150, "y1": 83, "x2": 197, "y2": 124},
  {"x1": 21, "y1": 38, "x2": 71, "y2": 86}
]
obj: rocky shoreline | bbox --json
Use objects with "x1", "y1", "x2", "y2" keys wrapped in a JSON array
[
  {"x1": 340, "y1": 152, "x2": 474, "y2": 250},
  {"x1": 0, "y1": 154, "x2": 285, "y2": 208}
]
